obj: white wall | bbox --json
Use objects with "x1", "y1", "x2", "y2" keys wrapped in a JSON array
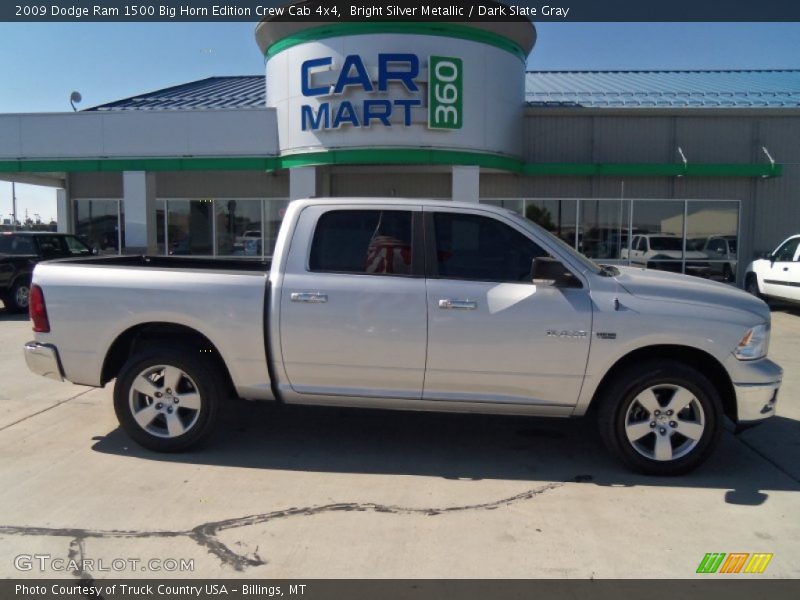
[{"x1": 0, "y1": 109, "x2": 279, "y2": 159}]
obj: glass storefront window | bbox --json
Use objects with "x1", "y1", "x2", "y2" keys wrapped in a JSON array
[
  {"x1": 215, "y1": 200, "x2": 263, "y2": 257},
  {"x1": 481, "y1": 196, "x2": 740, "y2": 283},
  {"x1": 73, "y1": 199, "x2": 122, "y2": 255},
  {"x1": 264, "y1": 199, "x2": 290, "y2": 257},
  {"x1": 481, "y1": 199, "x2": 523, "y2": 215},
  {"x1": 630, "y1": 200, "x2": 686, "y2": 274},
  {"x1": 167, "y1": 199, "x2": 213, "y2": 256},
  {"x1": 579, "y1": 199, "x2": 630, "y2": 261},
  {"x1": 687, "y1": 200, "x2": 740, "y2": 283},
  {"x1": 526, "y1": 199, "x2": 577, "y2": 247},
  {"x1": 156, "y1": 198, "x2": 288, "y2": 258}
]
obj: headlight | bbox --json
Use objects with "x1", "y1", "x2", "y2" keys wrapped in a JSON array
[{"x1": 734, "y1": 323, "x2": 770, "y2": 360}]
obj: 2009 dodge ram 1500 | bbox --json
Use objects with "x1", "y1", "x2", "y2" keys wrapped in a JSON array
[{"x1": 23, "y1": 199, "x2": 782, "y2": 475}]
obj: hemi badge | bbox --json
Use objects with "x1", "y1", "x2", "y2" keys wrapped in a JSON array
[{"x1": 596, "y1": 332, "x2": 617, "y2": 340}]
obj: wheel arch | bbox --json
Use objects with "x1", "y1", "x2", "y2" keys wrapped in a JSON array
[
  {"x1": 586, "y1": 345, "x2": 737, "y2": 422},
  {"x1": 745, "y1": 271, "x2": 760, "y2": 292},
  {"x1": 101, "y1": 322, "x2": 236, "y2": 398}
]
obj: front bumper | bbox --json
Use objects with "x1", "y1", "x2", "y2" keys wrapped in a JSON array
[
  {"x1": 729, "y1": 357, "x2": 782, "y2": 424},
  {"x1": 24, "y1": 341, "x2": 64, "y2": 382}
]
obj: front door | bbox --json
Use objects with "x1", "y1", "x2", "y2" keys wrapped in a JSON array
[
  {"x1": 280, "y1": 205, "x2": 427, "y2": 400},
  {"x1": 763, "y1": 237, "x2": 800, "y2": 302},
  {"x1": 423, "y1": 208, "x2": 593, "y2": 407}
]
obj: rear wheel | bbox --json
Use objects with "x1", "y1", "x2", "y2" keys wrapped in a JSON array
[
  {"x1": 598, "y1": 360, "x2": 723, "y2": 475},
  {"x1": 5, "y1": 280, "x2": 30, "y2": 313},
  {"x1": 113, "y1": 345, "x2": 223, "y2": 452}
]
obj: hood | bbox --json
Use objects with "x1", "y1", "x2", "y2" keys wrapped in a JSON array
[{"x1": 613, "y1": 266, "x2": 770, "y2": 322}]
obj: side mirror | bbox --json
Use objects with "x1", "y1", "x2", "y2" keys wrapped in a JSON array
[
  {"x1": 92, "y1": 246, "x2": 99, "y2": 255},
  {"x1": 531, "y1": 257, "x2": 580, "y2": 288}
]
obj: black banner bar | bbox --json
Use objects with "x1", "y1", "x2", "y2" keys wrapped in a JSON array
[
  {"x1": 3, "y1": 0, "x2": 800, "y2": 22},
  {"x1": 4, "y1": 580, "x2": 800, "y2": 600}
]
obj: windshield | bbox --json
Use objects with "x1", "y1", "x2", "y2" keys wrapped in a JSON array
[
  {"x1": 504, "y1": 209, "x2": 603, "y2": 275},
  {"x1": 649, "y1": 237, "x2": 683, "y2": 251}
]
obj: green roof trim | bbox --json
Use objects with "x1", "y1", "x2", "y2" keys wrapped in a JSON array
[
  {"x1": 0, "y1": 151, "x2": 782, "y2": 179},
  {"x1": 265, "y1": 22, "x2": 528, "y2": 61}
]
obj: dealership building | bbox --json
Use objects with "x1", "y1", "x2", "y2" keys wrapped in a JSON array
[{"x1": 1, "y1": 18, "x2": 799, "y2": 284}]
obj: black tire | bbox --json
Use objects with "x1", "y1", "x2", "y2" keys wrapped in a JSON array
[
  {"x1": 722, "y1": 264, "x2": 733, "y2": 283},
  {"x1": 6, "y1": 280, "x2": 31, "y2": 313},
  {"x1": 598, "y1": 360, "x2": 723, "y2": 476},
  {"x1": 113, "y1": 345, "x2": 223, "y2": 452},
  {"x1": 745, "y1": 273, "x2": 762, "y2": 299}
]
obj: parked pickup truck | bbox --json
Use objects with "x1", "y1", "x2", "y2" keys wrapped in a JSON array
[
  {"x1": 1, "y1": 232, "x2": 93, "y2": 312},
  {"x1": 23, "y1": 199, "x2": 782, "y2": 475}
]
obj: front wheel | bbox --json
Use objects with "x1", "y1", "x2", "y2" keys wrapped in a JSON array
[
  {"x1": 113, "y1": 346, "x2": 223, "y2": 452},
  {"x1": 722, "y1": 264, "x2": 733, "y2": 283},
  {"x1": 598, "y1": 360, "x2": 723, "y2": 475},
  {"x1": 745, "y1": 273, "x2": 762, "y2": 299}
]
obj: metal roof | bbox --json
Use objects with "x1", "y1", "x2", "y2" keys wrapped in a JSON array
[
  {"x1": 86, "y1": 76, "x2": 266, "y2": 111},
  {"x1": 87, "y1": 70, "x2": 800, "y2": 111},
  {"x1": 525, "y1": 70, "x2": 800, "y2": 108}
]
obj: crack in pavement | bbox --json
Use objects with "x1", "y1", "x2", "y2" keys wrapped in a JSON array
[
  {"x1": 0, "y1": 388, "x2": 94, "y2": 433},
  {"x1": 0, "y1": 480, "x2": 569, "y2": 572}
]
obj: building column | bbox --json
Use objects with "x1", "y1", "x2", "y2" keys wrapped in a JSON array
[
  {"x1": 56, "y1": 188, "x2": 73, "y2": 233},
  {"x1": 122, "y1": 171, "x2": 157, "y2": 254},
  {"x1": 452, "y1": 165, "x2": 480, "y2": 203},
  {"x1": 290, "y1": 166, "x2": 317, "y2": 200}
]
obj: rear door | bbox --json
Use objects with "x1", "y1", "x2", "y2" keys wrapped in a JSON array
[
  {"x1": 422, "y1": 207, "x2": 593, "y2": 407},
  {"x1": 279, "y1": 205, "x2": 427, "y2": 400}
]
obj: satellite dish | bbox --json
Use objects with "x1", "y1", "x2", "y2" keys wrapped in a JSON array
[{"x1": 69, "y1": 91, "x2": 82, "y2": 111}]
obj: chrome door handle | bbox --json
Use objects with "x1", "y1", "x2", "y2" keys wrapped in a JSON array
[
  {"x1": 291, "y1": 292, "x2": 328, "y2": 304},
  {"x1": 438, "y1": 299, "x2": 477, "y2": 310}
]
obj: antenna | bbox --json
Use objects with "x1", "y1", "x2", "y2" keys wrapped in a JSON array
[{"x1": 69, "y1": 91, "x2": 82, "y2": 112}]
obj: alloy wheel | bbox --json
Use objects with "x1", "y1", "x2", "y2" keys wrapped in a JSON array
[
  {"x1": 623, "y1": 384, "x2": 706, "y2": 462},
  {"x1": 128, "y1": 365, "x2": 202, "y2": 439}
]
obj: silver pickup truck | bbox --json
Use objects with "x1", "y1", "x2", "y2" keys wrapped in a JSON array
[{"x1": 23, "y1": 199, "x2": 782, "y2": 475}]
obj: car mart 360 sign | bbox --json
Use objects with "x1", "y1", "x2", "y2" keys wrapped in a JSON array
[{"x1": 300, "y1": 54, "x2": 463, "y2": 131}]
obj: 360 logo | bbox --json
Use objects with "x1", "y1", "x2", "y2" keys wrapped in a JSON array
[
  {"x1": 428, "y1": 56, "x2": 463, "y2": 130},
  {"x1": 696, "y1": 552, "x2": 773, "y2": 574}
]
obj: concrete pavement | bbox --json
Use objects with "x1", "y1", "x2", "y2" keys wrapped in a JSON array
[{"x1": 0, "y1": 305, "x2": 798, "y2": 579}]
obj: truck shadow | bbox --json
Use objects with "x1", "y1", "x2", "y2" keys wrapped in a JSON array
[
  {"x1": 772, "y1": 305, "x2": 800, "y2": 317},
  {"x1": 91, "y1": 400, "x2": 800, "y2": 504},
  {"x1": 0, "y1": 307, "x2": 30, "y2": 321}
]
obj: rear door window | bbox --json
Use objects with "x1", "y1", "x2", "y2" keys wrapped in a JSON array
[
  {"x1": 309, "y1": 210, "x2": 414, "y2": 276},
  {"x1": 0, "y1": 235, "x2": 35, "y2": 255}
]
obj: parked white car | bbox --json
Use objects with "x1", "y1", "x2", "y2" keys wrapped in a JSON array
[
  {"x1": 701, "y1": 235, "x2": 738, "y2": 282},
  {"x1": 745, "y1": 234, "x2": 800, "y2": 304},
  {"x1": 621, "y1": 234, "x2": 708, "y2": 274}
]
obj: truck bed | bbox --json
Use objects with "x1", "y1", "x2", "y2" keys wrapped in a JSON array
[{"x1": 30, "y1": 255, "x2": 273, "y2": 399}]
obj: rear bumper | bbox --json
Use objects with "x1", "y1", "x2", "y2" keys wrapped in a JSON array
[
  {"x1": 24, "y1": 341, "x2": 64, "y2": 382},
  {"x1": 729, "y1": 358, "x2": 782, "y2": 424}
]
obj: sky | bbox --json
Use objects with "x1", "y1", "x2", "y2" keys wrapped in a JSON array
[{"x1": 1, "y1": 21, "x2": 799, "y2": 223}]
